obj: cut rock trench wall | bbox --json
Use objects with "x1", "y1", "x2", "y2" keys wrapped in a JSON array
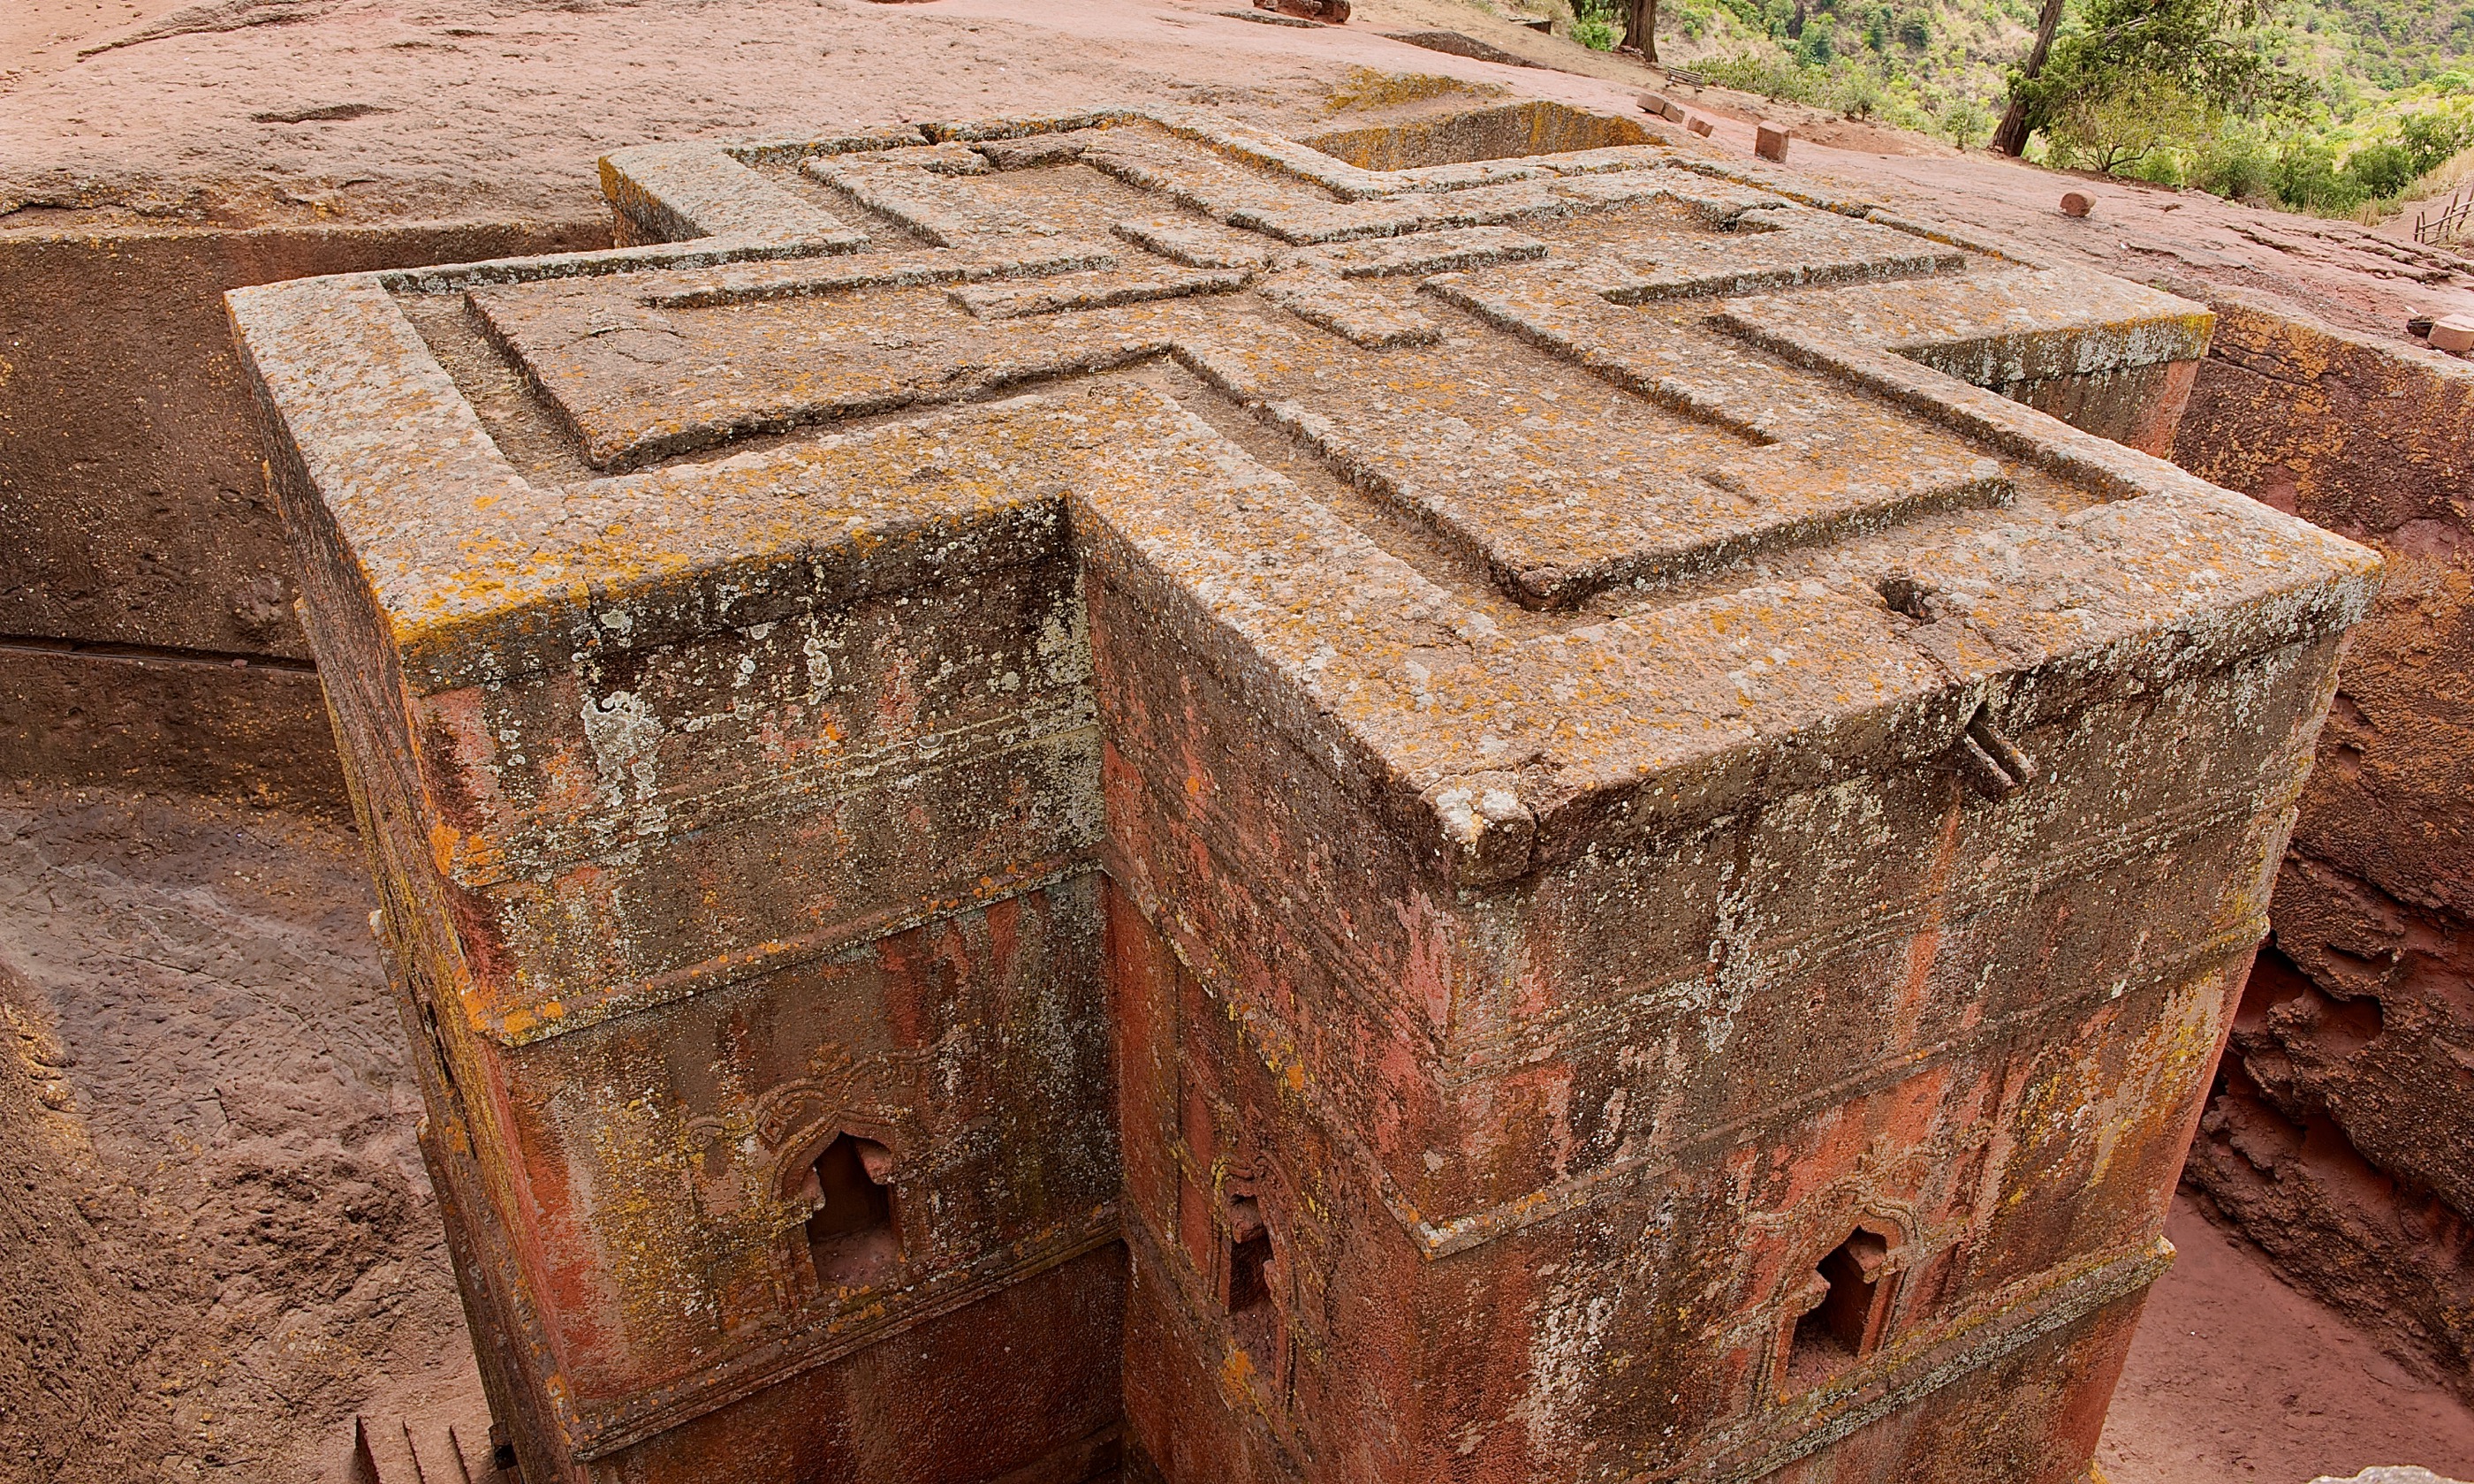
[
  {"x1": 2167, "y1": 292, "x2": 2474, "y2": 1401},
  {"x1": 0, "y1": 217, "x2": 606, "y2": 813}
]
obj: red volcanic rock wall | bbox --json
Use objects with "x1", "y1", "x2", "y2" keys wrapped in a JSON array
[{"x1": 2170, "y1": 292, "x2": 2474, "y2": 1399}]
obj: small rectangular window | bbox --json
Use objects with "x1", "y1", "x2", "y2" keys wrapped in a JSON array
[
  {"x1": 1789, "y1": 1229, "x2": 1890, "y2": 1383},
  {"x1": 805, "y1": 1134, "x2": 898, "y2": 1290}
]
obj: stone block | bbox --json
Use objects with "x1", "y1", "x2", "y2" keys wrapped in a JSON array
[
  {"x1": 1637, "y1": 91, "x2": 1687, "y2": 123},
  {"x1": 231, "y1": 103, "x2": 2378, "y2": 1484},
  {"x1": 2060, "y1": 190, "x2": 2097, "y2": 217},
  {"x1": 1690, "y1": 114, "x2": 1717, "y2": 136},
  {"x1": 1756, "y1": 120, "x2": 1791, "y2": 161},
  {"x1": 2428, "y1": 314, "x2": 2474, "y2": 353}
]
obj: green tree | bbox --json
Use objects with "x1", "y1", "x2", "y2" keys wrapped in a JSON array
[
  {"x1": 2043, "y1": 72, "x2": 2210, "y2": 171},
  {"x1": 1993, "y1": 0, "x2": 2309, "y2": 158},
  {"x1": 2402, "y1": 109, "x2": 2474, "y2": 173},
  {"x1": 1943, "y1": 95, "x2": 1993, "y2": 149},
  {"x1": 1991, "y1": 0, "x2": 2071, "y2": 154},
  {"x1": 2346, "y1": 140, "x2": 2415, "y2": 197},
  {"x1": 2273, "y1": 140, "x2": 2369, "y2": 210}
]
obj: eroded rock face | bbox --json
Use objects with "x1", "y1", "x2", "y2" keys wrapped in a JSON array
[
  {"x1": 230, "y1": 102, "x2": 2379, "y2": 1484},
  {"x1": 2172, "y1": 293, "x2": 2474, "y2": 1402}
]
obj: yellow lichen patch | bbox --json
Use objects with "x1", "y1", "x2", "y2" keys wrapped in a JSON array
[
  {"x1": 1322, "y1": 66, "x2": 1505, "y2": 115},
  {"x1": 1309, "y1": 100, "x2": 1651, "y2": 170}
]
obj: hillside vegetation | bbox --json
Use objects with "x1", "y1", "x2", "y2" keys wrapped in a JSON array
[{"x1": 1562, "y1": 0, "x2": 2474, "y2": 225}]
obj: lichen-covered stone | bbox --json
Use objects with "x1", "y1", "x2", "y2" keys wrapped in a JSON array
[{"x1": 230, "y1": 102, "x2": 2378, "y2": 1484}]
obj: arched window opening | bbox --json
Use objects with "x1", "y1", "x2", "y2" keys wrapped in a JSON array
[
  {"x1": 1788, "y1": 1229, "x2": 1890, "y2": 1382},
  {"x1": 803, "y1": 1134, "x2": 897, "y2": 1290},
  {"x1": 1226, "y1": 1193, "x2": 1278, "y2": 1372}
]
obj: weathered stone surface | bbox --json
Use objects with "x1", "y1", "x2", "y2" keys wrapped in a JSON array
[
  {"x1": 2311, "y1": 1470, "x2": 2474, "y2": 1484},
  {"x1": 1259, "y1": 0, "x2": 1353, "y2": 20},
  {"x1": 232, "y1": 102, "x2": 2376, "y2": 1484},
  {"x1": 0, "y1": 643, "x2": 345, "y2": 814},
  {"x1": 2170, "y1": 291, "x2": 2474, "y2": 1401},
  {"x1": 0, "y1": 219, "x2": 604, "y2": 800}
]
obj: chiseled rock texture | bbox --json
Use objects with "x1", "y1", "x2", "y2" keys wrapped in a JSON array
[
  {"x1": 231, "y1": 102, "x2": 2378, "y2": 1484},
  {"x1": 2171, "y1": 292, "x2": 2474, "y2": 1404}
]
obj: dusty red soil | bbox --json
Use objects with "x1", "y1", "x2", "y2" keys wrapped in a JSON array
[{"x1": 2099, "y1": 1194, "x2": 2474, "y2": 1484}]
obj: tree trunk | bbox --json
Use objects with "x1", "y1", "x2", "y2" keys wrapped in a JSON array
[
  {"x1": 1626, "y1": 0, "x2": 1660, "y2": 63},
  {"x1": 1991, "y1": 0, "x2": 2069, "y2": 155}
]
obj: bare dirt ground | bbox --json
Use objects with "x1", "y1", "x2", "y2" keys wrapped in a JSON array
[
  {"x1": 3, "y1": 3, "x2": 2471, "y2": 1480},
  {"x1": 0, "y1": 783, "x2": 478, "y2": 1484},
  {"x1": 2101, "y1": 1195, "x2": 2474, "y2": 1484}
]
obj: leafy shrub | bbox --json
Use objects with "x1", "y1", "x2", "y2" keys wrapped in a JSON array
[
  {"x1": 2345, "y1": 140, "x2": 2416, "y2": 198},
  {"x1": 1940, "y1": 95, "x2": 1991, "y2": 150},
  {"x1": 2273, "y1": 141, "x2": 2371, "y2": 212},
  {"x1": 2188, "y1": 127, "x2": 2277, "y2": 199},
  {"x1": 2129, "y1": 151, "x2": 2187, "y2": 186},
  {"x1": 1573, "y1": 0, "x2": 1620, "y2": 50},
  {"x1": 2401, "y1": 108, "x2": 2474, "y2": 174},
  {"x1": 1700, "y1": 52, "x2": 1822, "y2": 102}
]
